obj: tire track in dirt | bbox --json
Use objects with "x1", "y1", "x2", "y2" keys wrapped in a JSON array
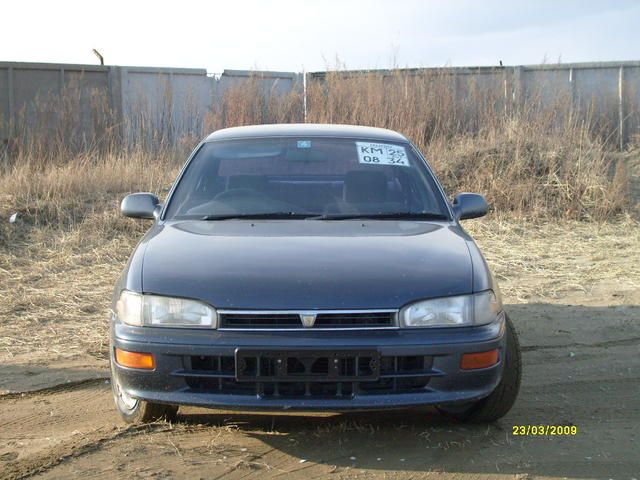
[
  {"x1": 521, "y1": 336, "x2": 640, "y2": 351},
  {"x1": 0, "y1": 383, "x2": 117, "y2": 480},
  {"x1": 0, "y1": 378, "x2": 108, "y2": 401},
  {"x1": 1, "y1": 424, "x2": 172, "y2": 480},
  {"x1": 1, "y1": 385, "x2": 109, "y2": 432},
  {"x1": 2, "y1": 310, "x2": 639, "y2": 479}
]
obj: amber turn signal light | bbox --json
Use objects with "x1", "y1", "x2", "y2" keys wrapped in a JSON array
[
  {"x1": 460, "y1": 349, "x2": 499, "y2": 370},
  {"x1": 115, "y1": 348, "x2": 155, "y2": 370}
]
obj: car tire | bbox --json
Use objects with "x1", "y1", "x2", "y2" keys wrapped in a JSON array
[
  {"x1": 437, "y1": 314, "x2": 522, "y2": 423},
  {"x1": 110, "y1": 361, "x2": 178, "y2": 424}
]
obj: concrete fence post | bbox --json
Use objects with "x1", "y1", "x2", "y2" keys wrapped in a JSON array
[
  {"x1": 513, "y1": 66, "x2": 523, "y2": 114},
  {"x1": 119, "y1": 67, "x2": 129, "y2": 145},
  {"x1": 618, "y1": 66, "x2": 624, "y2": 150},
  {"x1": 2, "y1": 60, "x2": 640, "y2": 153},
  {"x1": 107, "y1": 66, "x2": 124, "y2": 146},
  {"x1": 568, "y1": 67, "x2": 575, "y2": 106},
  {"x1": 7, "y1": 66, "x2": 14, "y2": 138}
]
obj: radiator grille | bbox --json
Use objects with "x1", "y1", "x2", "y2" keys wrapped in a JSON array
[
  {"x1": 219, "y1": 311, "x2": 396, "y2": 329},
  {"x1": 174, "y1": 354, "x2": 439, "y2": 398}
]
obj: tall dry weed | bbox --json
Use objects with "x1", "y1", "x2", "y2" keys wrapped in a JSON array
[
  {"x1": 306, "y1": 69, "x2": 630, "y2": 220},
  {"x1": 0, "y1": 151, "x2": 180, "y2": 249},
  {"x1": 0, "y1": 67, "x2": 632, "y2": 224}
]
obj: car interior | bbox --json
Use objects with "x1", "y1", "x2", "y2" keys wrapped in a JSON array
[
  {"x1": 166, "y1": 140, "x2": 445, "y2": 218},
  {"x1": 180, "y1": 170, "x2": 424, "y2": 216}
]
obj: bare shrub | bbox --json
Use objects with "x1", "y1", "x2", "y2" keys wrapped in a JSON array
[
  {"x1": 0, "y1": 150, "x2": 178, "y2": 237},
  {"x1": 207, "y1": 75, "x2": 303, "y2": 130},
  {"x1": 0, "y1": 67, "x2": 631, "y2": 222},
  {"x1": 8, "y1": 76, "x2": 118, "y2": 163},
  {"x1": 306, "y1": 69, "x2": 629, "y2": 220},
  {"x1": 0, "y1": 68, "x2": 636, "y2": 363}
]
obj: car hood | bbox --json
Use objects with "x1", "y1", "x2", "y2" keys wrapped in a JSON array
[{"x1": 141, "y1": 220, "x2": 473, "y2": 310}]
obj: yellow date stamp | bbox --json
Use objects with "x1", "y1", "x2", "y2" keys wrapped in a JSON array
[{"x1": 512, "y1": 425, "x2": 578, "y2": 436}]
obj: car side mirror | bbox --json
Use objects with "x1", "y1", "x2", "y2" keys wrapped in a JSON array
[
  {"x1": 452, "y1": 193, "x2": 488, "y2": 220},
  {"x1": 121, "y1": 193, "x2": 161, "y2": 219}
]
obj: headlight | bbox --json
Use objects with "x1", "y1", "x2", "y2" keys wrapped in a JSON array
[
  {"x1": 400, "y1": 290, "x2": 501, "y2": 328},
  {"x1": 115, "y1": 291, "x2": 218, "y2": 328}
]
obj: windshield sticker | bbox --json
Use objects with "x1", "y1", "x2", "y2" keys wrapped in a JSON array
[
  {"x1": 356, "y1": 142, "x2": 409, "y2": 167},
  {"x1": 297, "y1": 140, "x2": 312, "y2": 149}
]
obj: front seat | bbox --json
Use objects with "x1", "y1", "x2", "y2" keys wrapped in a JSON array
[
  {"x1": 343, "y1": 170, "x2": 388, "y2": 203},
  {"x1": 325, "y1": 170, "x2": 389, "y2": 214},
  {"x1": 227, "y1": 175, "x2": 269, "y2": 193}
]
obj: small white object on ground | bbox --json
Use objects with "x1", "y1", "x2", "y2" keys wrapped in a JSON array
[{"x1": 9, "y1": 213, "x2": 18, "y2": 224}]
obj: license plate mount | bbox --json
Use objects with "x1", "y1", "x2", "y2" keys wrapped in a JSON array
[{"x1": 235, "y1": 349, "x2": 380, "y2": 382}]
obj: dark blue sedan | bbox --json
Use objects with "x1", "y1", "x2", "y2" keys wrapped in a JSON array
[{"x1": 111, "y1": 124, "x2": 521, "y2": 423}]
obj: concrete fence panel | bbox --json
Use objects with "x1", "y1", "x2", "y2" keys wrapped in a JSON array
[
  {"x1": 120, "y1": 66, "x2": 212, "y2": 147},
  {"x1": 2, "y1": 60, "x2": 640, "y2": 157}
]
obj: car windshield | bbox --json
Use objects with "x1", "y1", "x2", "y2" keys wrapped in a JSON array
[{"x1": 164, "y1": 137, "x2": 450, "y2": 220}]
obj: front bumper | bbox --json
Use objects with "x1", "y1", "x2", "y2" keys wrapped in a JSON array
[{"x1": 111, "y1": 315, "x2": 506, "y2": 411}]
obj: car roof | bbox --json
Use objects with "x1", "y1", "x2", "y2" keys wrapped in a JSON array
[{"x1": 204, "y1": 124, "x2": 409, "y2": 143}]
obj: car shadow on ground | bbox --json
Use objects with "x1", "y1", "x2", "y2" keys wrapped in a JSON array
[
  {"x1": 171, "y1": 303, "x2": 639, "y2": 478},
  {"x1": 2, "y1": 304, "x2": 637, "y2": 478}
]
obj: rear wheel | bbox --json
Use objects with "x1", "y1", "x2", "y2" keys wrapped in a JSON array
[
  {"x1": 437, "y1": 314, "x2": 522, "y2": 423},
  {"x1": 110, "y1": 362, "x2": 178, "y2": 424}
]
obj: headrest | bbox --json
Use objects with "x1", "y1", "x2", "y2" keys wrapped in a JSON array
[
  {"x1": 344, "y1": 170, "x2": 387, "y2": 203},
  {"x1": 227, "y1": 175, "x2": 268, "y2": 191}
]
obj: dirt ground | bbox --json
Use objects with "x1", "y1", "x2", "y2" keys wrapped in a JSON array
[{"x1": 1, "y1": 220, "x2": 639, "y2": 479}]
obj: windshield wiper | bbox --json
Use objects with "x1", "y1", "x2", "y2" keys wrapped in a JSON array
[
  {"x1": 201, "y1": 211, "x2": 449, "y2": 221},
  {"x1": 202, "y1": 212, "x2": 315, "y2": 220},
  {"x1": 310, "y1": 212, "x2": 449, "y2": 221}
]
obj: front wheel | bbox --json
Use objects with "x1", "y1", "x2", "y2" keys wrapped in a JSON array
[
  {"x1": 110, "y1": 362, "x2": 178, "y2": 424},
  {"x1": 437, "y1": 314, "x2": 522, "y2": 423}
]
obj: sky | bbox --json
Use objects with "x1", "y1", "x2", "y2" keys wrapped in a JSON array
[{"x1": 1, "y1": 0, "x2": 639, "y2": 73}]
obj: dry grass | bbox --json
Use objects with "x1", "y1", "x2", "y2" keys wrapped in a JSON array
[
  {"x1": 0, "y1": 151, "x2": 179, "y2": 231},
  {"x1": 211, "y1": 77, "x2": 304, "y2": 130},
  {"x1": 306, "y1": 70, "x2": 630, "y2": 220},
  {"x1": 0, "y1": 70, "x2": 638, "y2": 363},
  {"x1": 0, "y1": 151, "x2": 181, "y2": 362},
  {"x1": 465, "y1": 217, "x2": 640, "y2": 303},
  {"x1": 2, "y1": 68, "x2": 633, "y2": 220},
  {"x1": 1, "y1": 177, "x2": 637, "y2": 362}
]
